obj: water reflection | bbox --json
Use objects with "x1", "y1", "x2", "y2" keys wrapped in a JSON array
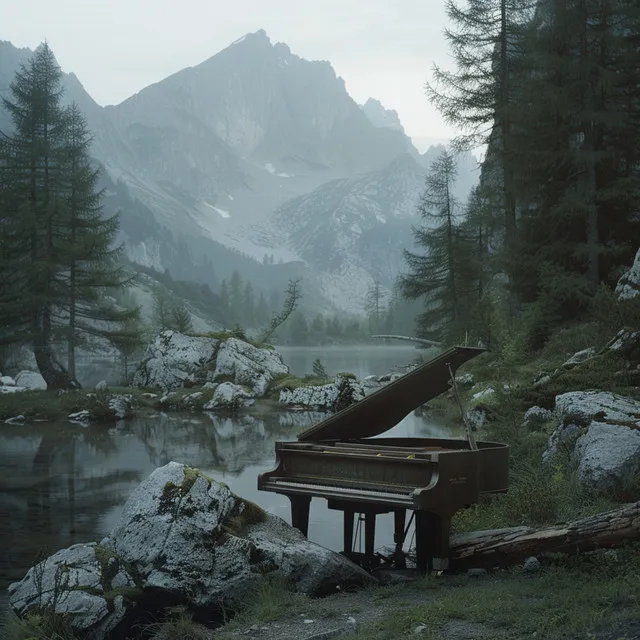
[{"x1": 0, "y1": 408, "x2": 453, "y2": 594}]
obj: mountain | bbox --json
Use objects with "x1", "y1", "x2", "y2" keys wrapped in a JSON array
[
  {"x1": 361, "y1": 98, "x2": 405, "y2": 133},
  {"x1": 0, "y1": 35, "x2": 479, "y2": 316}
]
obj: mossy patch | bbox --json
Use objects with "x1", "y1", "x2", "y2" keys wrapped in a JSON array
[
  {"x1": 267, "y1": 373, "x2": 332, "y2": 396},
  {"x1": 222, "y1": 498, "x2": 267, "y2": 538}
]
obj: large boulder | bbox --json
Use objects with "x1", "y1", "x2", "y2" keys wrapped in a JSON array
[
  {"x1": 574, "y1": 422, "x2": 640, "y2": 491},
  {"x1": 279, "y1": 375, "x2": 365, "y2": 411},
  {"x1": 543, "y1": 391, "x2": 640, "y2": 491},
  {"x1": 132, "y1": 331, "x2": 219, "y2": 390},
  {"x1": 101, "y1": 463, "x2": 373, "y2": 610},
  {"x1": 210, "y1": 338, "x2": 289, "y2": 395},
  {"x1": 615, "y1": 247, "x2": 640, "y2": 300},
  {"x1": 8, "y1": 542, "x2": 138, "y2": 638},
  {"x1": 14, "y1": 370, "x2": 47, "y2": 390}
]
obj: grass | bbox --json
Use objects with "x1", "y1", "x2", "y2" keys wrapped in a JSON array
[
  {"x1": 0, "y1": 611, "x2": 77, "y2": 640},
  {"x1": 229, "y1": 576, "x2": 309, "y2": 626},
  {"x1": 0, "y1": 387, "x2": 158, "y2": 422},
  {"x1": 267, "y1": 372, "x2": 333, "y2": 395},
  {"x1": 350, "y1": 545, "x2": 640, "y2": 640}
]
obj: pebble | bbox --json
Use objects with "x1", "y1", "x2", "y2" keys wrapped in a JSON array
[{"x1": 414, "y1": 623, "x2": 427, "y2": 634}]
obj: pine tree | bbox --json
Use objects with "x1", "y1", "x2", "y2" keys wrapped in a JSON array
[
  {"x1": 365, "y1": 279, "x2": 386, "y2": 333},
  {"x1": 152, "y1": 289, "x2": 171, "y2": 332},
  {"x1": 427, "y1": 0, "x2": 533, "y2": 251},
  {"x1": 228, "y1": 270, "x2": 243, "y2": 324},
  {"x1": 400, "y1": 148, "x2": 472, "y2": 342},
  {"x1": 56, "y1": 103, "x2": 136, "y2": 379},
  {"x1": 510, "y1": 0, "x2": 640, "y2": 321},
  {"x1": 0, "y1": 43, "x2": 71, "y2": 386},
  {"x1": 170, "y1": 303, "x2": 193, "y2": 334},
  {"x1": 219, "y1": 280, "x2": 230, "y2": 326},
  {"x1": 242, "y1": 281, "x2": 256, "y2": 327}
]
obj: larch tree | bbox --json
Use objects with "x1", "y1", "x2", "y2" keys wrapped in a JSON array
[{"x1": 400, "y1": 148, "x2": 472, "y2": 342}]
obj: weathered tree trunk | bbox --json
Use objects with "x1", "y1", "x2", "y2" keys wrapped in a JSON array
[
  {"x1": 449, "y1": 501, "x2": 640, "y2": 570},
  {"x1": 33, "y1": 332, "x2": 77, "y2": 390}
]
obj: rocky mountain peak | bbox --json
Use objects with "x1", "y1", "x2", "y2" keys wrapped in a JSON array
[{"x1": 361, "y1": 98, "x2": 405, "y2": 133}]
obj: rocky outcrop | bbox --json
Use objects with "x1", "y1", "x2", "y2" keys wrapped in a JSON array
[
  {"x1": 615, "y1": 247, "x2": 640, "y2": 300},
  {"x1": 279, "y1": 375, "x2": 365, "y2": 411},
  {"x1": 8, "y1": 463, "x2": 373, "y2": 638},
  {"x1": 203, "y1": 382, "x2": 255, "y2": 411},
  {"x1": 132, "y1": 332, "x2": 289, "y2": 399},
  {"x1": 543, "y1": 391, "x2": 640, "y2": 491},
  {"x1": 8, "y1": 542, "x2": 138, "y2": 638},
  {"x1": 132, "y1": 331, "x2": 219, "y2": 390},
  {"x1": 210, "y1": 338, "x2": 289, "y2": 395}
]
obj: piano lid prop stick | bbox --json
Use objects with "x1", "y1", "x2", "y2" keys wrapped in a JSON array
[{"x1": 447, "y1": 363, "x2": 478, "y2": 451}]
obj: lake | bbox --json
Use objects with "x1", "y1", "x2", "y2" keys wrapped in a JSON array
[{"x1": 0, "y1": 345, "x2": 453, "y2": 598}]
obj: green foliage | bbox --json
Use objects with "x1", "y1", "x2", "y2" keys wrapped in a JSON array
[
  {"x1": 312, "y1": 358, "x2": 328, "y2": 378},
  {"x1": 233, "y1": 575, "x2": 308, "y2": 625},
  {"x1": 0, "y1": 611, "x2": 78, "y2": 640},
  {"x1": 169, "y1": 303, "x2": 193, "y2": 334},
  {"x1": 256, "y1": 278, "x2": 302, "y2": 345},
  {"x1": 0, "y1": 44, "x2": 136, "y2": 388}
]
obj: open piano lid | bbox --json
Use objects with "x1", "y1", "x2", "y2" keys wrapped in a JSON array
[{"x1": 297, "y1": 346, "x2": 485, "y2": 442}]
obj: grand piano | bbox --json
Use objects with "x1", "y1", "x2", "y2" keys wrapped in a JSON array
[{"x1": 258, "y1": 346, "x2": 509, "y2": 572}]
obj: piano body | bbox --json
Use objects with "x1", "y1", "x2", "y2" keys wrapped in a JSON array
[{"x1": 258, "y1": 346, "x2": 509, "y2": 572}]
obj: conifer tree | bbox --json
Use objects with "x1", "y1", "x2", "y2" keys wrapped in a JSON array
[
  {"x1": 401, "y1": 148, "x2": 472, "y2": 342},
  {"x1": 0, "y1": 44, "x2": 138, "y2": 386},
  {"x1": 57, "y1": 103, "x2": 136, "y2": 378},
  {"x1": 242, "y1": 281, "x2": 256, "y2": 327}
]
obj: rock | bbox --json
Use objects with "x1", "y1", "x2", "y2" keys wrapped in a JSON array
[
  {"x1": 212, "y1": 338, "x2": 289, "y2": 396},
  {"x1": 203, "y1": 382, "x2": 255, "y2": 411},
  {"x1": 5, "y1": 415, "x2": 25, "y2": 425},
  {"x1": 466, "y1": 568, "x2": 487, "y2": 578},
  {"x1": 456, "y1": 372, "x2": 475, "y2": 386},
  {"x1": 471, "y1": 387, "x2": 495, "y2": 403},
  {"x1": 533, "y1": 374, "x2": 551, "y2": 388},
  {"x1": 132, "y1": 330, "x2": 219, "y2": 390},
  {"x1": 69, "y1": 410, "x2": 91, "y2": 425},
  {"x1": 414, "y1": 623, "x2": 428, "y2": 634},
  {"x1": 0, "y1": 375, "x2": 16, "y2": 387},
  {"x1": 523, "y1": 556, "x2": 541, "y2": 572},
  {"x1": 555, "y1": 391, "x2": 640, "y2": 426},
  {"x1": 0, "y1": 385, "x2": 27, "y2": 394},
  {"x1": 101, "y1": 462, "x2": 373, "y2": 612},
  {"x1": 95, "y1": 380, "x2": 109, "y2": 391},
  {"x1": 14, "y1": 370, "x2": 47, "y2": 390},
  {"x1": 279, "y1": 376, "x2": 365, "y2": 412},
  {"x1": 562, "y1": 347, "x2": 596, "y2": 368},
  {"x1": 8, "y1": 542, "x2": 137, "y2": 638},
  {"x1": 615, "y1": 247, "x2": 640, "y2": 299},
  {"x1": 523, "y1": 406, "x2": 554, "y2": 428},
  {"x1": 542, "y1": 423, "x2": 582, "y2": 464},
  {"x1": 573, "y1": 422, "x2": 640, "y2": 491},
  {"x1": 465, "y1": 408, "x2": 486, "y2": 430},
  {"x1": 182, "y1": 391, "x2": 204, "y2": 408},
  {"x1": 108, "y1": 395, "x2": 134, "y2": 420},
  {"x1": 203, "y1": 381, "x2": 219, "y2": 390},
  {"x1": 607, "y1": 328, "x2": 640, "y2": 358}
]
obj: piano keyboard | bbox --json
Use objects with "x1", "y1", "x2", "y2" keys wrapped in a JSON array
[{"x1": 261, "y1": 478, "x2": 417, "y2": 507}]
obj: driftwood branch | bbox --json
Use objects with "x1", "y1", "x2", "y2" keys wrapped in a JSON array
[
  {"x1": 449, "y1": 501, "x2": 640, "y2": 569},
  {"x1": 370, "y1": 335, "x2": 441, "y2": 347}
]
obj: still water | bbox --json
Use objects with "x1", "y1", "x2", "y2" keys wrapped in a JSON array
[{"x1": 0, "y1": 346, "x2": 451, "y2": 595}]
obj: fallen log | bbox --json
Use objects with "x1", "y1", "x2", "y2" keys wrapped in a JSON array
[{"x1": 449, "y1": 500, "x2": 640, "y2": 570}]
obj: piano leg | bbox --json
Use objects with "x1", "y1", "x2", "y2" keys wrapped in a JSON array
[
  {"x1": 343, "y1": 510, "x2": 355, "y2": 555},
  {"x1": 415, "y1": 511, "x2": 451, "y2": 573},
  {"x1": 393, "y1": 509, "x2": 407, "y2": 569},
  {"x1": 289, "y1": 495, "x2": 311, "y2": 537},
  {"x1": 365, "y1": 512, "x2": 376, "y2": 560}
]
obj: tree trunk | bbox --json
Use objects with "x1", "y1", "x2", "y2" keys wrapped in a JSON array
[
  {"x1": 449, "y1": 501, "x2": 640, "y2": 570},
  {"x1": 33, "y1": 329, "x2": 77, "y2": 390}
]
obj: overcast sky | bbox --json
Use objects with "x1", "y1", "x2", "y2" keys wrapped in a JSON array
[{"x1": 5, "y1": 0, "x2": 457, "y2": 151}]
